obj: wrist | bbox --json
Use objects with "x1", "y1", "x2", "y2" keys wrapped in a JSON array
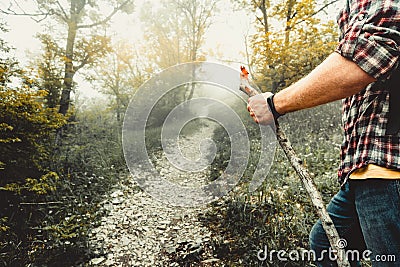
[{"x1": 266, "y1": 94, "x2": 284, "y2": 120}]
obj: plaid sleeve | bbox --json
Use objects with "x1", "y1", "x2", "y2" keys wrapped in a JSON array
[{"x1": 336, "y1": 1, "x2": 400, "y2": 80}]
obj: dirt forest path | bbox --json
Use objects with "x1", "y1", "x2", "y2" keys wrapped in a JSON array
[{"x1": 88, "y1": 122, "x2": 223, "y2": 266}]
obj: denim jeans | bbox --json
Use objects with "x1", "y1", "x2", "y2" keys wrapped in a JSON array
[{"x1": 309, "y1": 179, "x2": 400, "y2": 267}]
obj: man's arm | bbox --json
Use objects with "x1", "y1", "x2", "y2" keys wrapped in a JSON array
[
  {"x1": 274, "y1": 52, "x2": 376, "y2": 114},
  {"x1": 248, "y1": 52, "x2": 376, "y2": 125}
]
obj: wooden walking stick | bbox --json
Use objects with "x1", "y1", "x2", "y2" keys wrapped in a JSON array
[{"x1": 239, "y1": 66, "x2": 350, "y2": 267}]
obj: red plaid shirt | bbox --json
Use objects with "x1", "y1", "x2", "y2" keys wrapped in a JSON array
[{"x1": 336, "y1": 0, "x2": 400, "y2": 183}]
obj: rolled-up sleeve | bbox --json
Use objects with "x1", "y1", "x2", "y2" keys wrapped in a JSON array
[{"x1": 336, "y1": 1, "x2": 400, "y2": 80}]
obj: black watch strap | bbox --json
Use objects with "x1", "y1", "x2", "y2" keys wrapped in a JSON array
[{"x1": 266, "y1": 94, "x2": 283, "y2": 121}]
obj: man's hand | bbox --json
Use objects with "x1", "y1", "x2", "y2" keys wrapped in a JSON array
[{"x1": 247, "y1": 92, "x2": 275, "y2": 125}]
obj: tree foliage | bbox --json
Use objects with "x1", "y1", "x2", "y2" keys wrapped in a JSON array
[
  {"x1": 92, "y1": 40, "x2": 152, "y2": 122},
  {"x1": 35, "y1": 34, "x2": 64, "y2": 109},
  {"x1": 138, "y1": 0, "x2": 219, "y2": 128},
  {"x1": 141, "y1": 0, "x2": 218, "y2": 69},
  {"x1": 1, "y1": 0, "x2": 134, "y2": 115},
  {"x1": 0, "y1": 21, "x2": 19, "y2": 87},
  {"x1": 0, "y1": 88, "x2": 65, "y2": 185},
  {"x1": 0, "y1": 25, "x2": 65, "y2": 186},
  {"x1": 240, "y1": 0, "x2": 339, "y2": 92}
]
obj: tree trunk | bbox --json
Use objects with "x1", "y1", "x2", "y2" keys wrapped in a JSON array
[
  {"x1": 285, "y1": 0, "x2": 295, "y2": 47},
  {"x1": 260, "y1": 0, "x2": 269, "y2": 37},
  {"x1": 186, "y1": 12, "x2": 198, "y2": 101},
  {"x1": 59, "y1": 19, "x2": 77, "y2": 115}
]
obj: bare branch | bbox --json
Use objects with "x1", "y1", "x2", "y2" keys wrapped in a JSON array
[
  {"x1": 243, "y1": 31, "x2": 255, "y2": 78},
  {"x1": 20, "y1": 201, "x2": 63, "y2": 205},
  {"x1": 77, "y1": 0, "x2": 132, "y2": 29},
  {"x1": 295, "y1": 0, "x2": 340, "y2": 26},
  {"x1": 0, "y1": 0, "x2": 51, "y2": 22},
  {"x1": 55, "y1": 0, "x2": 69, "y2": 22},
  {"x1": 255, "y1": 15, "x2": 264, "y2": 26},
  {"x1": 73, "y1": 54, "x2": 90, "y2": 72}
]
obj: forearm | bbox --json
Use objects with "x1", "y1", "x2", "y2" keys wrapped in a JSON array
[{"x1": 273, "y1": 52, "x2": 376, "y2": 115}]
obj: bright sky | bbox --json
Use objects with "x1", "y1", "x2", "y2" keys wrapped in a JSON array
[{"x1": 1, "y1": 0, "x2": 251, "y2": 98}]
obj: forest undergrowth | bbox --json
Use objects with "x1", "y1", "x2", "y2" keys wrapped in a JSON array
[
  {"x1": 0, "y1": 101, "x2": 129, "y2": 266},
  {"x1": 204, "y1": 101, "x2": 346, "y2": 266}
]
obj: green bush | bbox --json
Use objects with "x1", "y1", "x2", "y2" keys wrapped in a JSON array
[
  {"x1": 0, "y1": 93, "x2": 128, "y2": 265},
  {"x1": 0, "y1": 88, "x2": 65, "y2": 185},
  {"x1": 0, "y1": 87, "x2": 66, "y2": 266}
]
